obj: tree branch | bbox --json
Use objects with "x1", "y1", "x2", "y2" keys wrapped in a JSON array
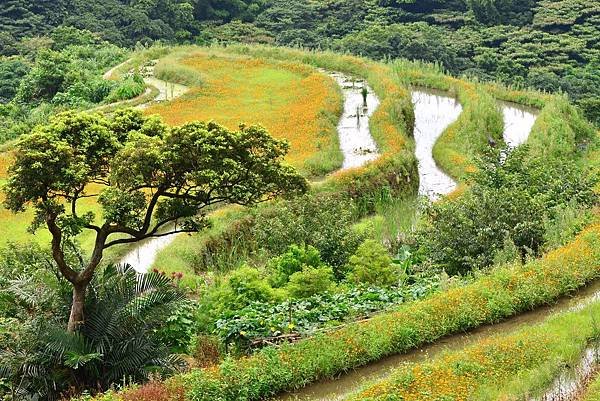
[{"x1": 46, "y1": 213, "x2": 79, "y2": 283}]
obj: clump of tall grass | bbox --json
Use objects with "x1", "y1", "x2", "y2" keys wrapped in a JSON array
[
  {"x1": 154, "y1": 56, "x2": 204, "y2": 87},
  {"x1": 105, "y1": 73, "x2": 146, "y2": 102},
  {"x1": 528, "y1": 95, "x2": 597, "y2": 160}
]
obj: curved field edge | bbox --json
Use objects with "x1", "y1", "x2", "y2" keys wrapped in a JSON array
[
  {"x1": 76, "y1": 46, "x2": 600, "y2": 401},
  {"x1": 393, "y1": 59, "x2": 504, "y2": 182},
  {"x1": 219, "y1": 44, "x2": 418, "y2": 193},
  {"x1": 392, "y1": 59, "x2": 593, "y2": 184},
  {"x1": 143, "y1": 47, "x2": 347, "y2": 178},
  {"x1": 0, "y1": 46, "x2": 347, "y2": 253},
  {"x1": 346, "y1": 293, "x2": 600, "y2": 401},
  {"x1": 83, "y1": 215, "x2": 600, "y2": 401}
]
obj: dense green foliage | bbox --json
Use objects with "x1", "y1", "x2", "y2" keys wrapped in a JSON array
[
  {"x1": 3, "y1": 0, "x2": 598, "y2": 124},
  {"x1": 0, "y1": 244, "x2": 187, "y2": 400},
  {"x1": 81, "y1": 218, "x2": 600, "y2": 401},
  {"x1": 1, "y1": 3, "x2": 598, "y2": 395},
  {"x1": 191, "y1": 242, "x2": 431, "y2": 352},
  {"x1": 418, "y1": 147, "x2": 598, "y2": 274},
  {"x1": 0, "y1": 33, "x2": 130, "y2": 143}
]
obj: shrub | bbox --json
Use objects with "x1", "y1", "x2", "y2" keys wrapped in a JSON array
[
  {"x1": 227, "y1": 267, "x2": 278, "y2": 307},
  {"x1": 252, "y1": 193, "x2": 366, "y2": 276},
  {"x1": 346, "y1": 239, "x2": 402, "y2": 286},
  {"x1": 286, "y1": 265, "x2": 335, "y2": 298},
  {"x1": 418, "y1": 148, "x2": 598, "y2": 274},
  {"x1": 106, "y1": 74, "x2": 146, "y2": 102},
  {"x1": 268, "y1": 244, "x2": 324, "y2": 287},
  {"x1": 195, "y1": 267, "x2": 280, "y2": 333},
  {"x1": 419, "y1": 184, "x2": 547, "y2": 274},
  {"x1": 192, "y1": 335, "x2": 221, "y2": 368},
  {"x1": 156, "y1": 299, "x2": 199, "y2": 354},
  {"x1": 122, "y1": 380, "x2": 186, "y2": 401}
]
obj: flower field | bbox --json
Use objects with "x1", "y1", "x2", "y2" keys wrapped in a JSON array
[{"x1": 145, "y1": 49, "x2": 344, "y2": 177}]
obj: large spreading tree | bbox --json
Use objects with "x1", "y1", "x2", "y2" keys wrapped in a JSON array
[{"x1": 3, "y1": 108, "x2": 308, "y2": 332}]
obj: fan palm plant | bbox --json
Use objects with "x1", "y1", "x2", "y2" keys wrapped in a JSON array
[{"x1": 1, "y1": 264, "x2": 186, "y2": 399}]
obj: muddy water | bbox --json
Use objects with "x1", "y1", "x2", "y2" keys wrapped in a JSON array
[
  {"x1": 499, "y1": 100, "x2": 538, "y2": 149},
  {"x1": 120, "y1": 231, "x2": 179, "y2": 274},
  {"x1": 412, "y1": 89, "x2": 462, "y2": 200},
  {"x1": 272, "y1": 281, "x2": 600, "y2": 401},
  {"x1": 329, "y1": 72, "x2": 381, "y2": 169}
]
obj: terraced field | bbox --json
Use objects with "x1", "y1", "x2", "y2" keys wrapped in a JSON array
[{"x1": 145, "y1": 49, "x2": 344, "y2": 177}]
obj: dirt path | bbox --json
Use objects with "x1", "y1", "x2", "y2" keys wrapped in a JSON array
[{"x1": 96, "y1": 59, "x2": 190, "y2": 112}]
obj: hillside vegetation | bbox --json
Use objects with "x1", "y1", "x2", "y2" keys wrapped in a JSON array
[
  {"x1": 1, "y1": 0, "x2": 599, "y2": 125},
  {"x1": 0, "y1": 2, "x2": 599, "y2": 401}
]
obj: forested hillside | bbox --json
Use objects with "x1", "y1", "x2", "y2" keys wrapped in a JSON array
[
  {"x1": 1, "y1": 0, "x2": 598, "y2": 124},
  {"x1": 0, "y1": 0, "x2": 600, "y2": 126}
]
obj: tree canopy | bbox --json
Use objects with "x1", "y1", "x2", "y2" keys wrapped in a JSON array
[{"x1": 3, "y1": 108, "x2": 307, "y2": 331}]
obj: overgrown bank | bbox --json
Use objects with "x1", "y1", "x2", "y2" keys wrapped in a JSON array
[{"x1": 346, "y1": 293, "x2": 600, "y2": 401}]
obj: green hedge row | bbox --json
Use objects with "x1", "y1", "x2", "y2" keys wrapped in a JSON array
[{"x1": 348, "y1": 287, "x2": 600, "y2": 401}]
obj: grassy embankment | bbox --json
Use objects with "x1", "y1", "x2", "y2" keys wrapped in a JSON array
[
  {"x1": 84, "y1": 214, "x2": 600, "y2": 401},
  {"x1": 341, "y1": 67, "x2": 600, "y2": 401},
  {"x1": 346, "y1": 294, "x2": 600, "y2": 401},
  {"x1": 582, "y1": 373, "x2": 600, "y2": 401}
]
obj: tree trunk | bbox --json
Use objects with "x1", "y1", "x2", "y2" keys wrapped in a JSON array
[{"x1": 67, "y1": 283, "x2": 87, "y2": 333}]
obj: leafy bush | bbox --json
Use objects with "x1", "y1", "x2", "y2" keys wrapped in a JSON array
[
  {"x1": 195, "y1": 267, "x2": 281, "y2": 333},
  {"x1": 227, "y1": 267, "x2": 278, "y2": 307},
  {"x1": 213, "y1": 280, "x2": 439, "y2": 349},
  {"x1": 106, "y1": 74, "x2": 146, "y2": 102},
  {"x1": 252, "y1": 193, "x2": 366, "y2": 276},
  {"x1": 346, "y1": 239, "x2": 402, "y2": 286},
  {"x1": 156, "y1": 299, "x2": 199, "y2": 354},
  {"x1": 268, "y1": 244, "x2": 324, "y2": 287},
  {"x1": 419, "y1": 148, "x2": 598, "y2": 274},
  {"x1": 0, "y1": 262, "x2": 186, "y2": 400},
  {"x1": 285, "y1": 265, "x2": 335, "y2": 298},
  {"x1": 0, "y1": 57, "x2": 29, "y2": 103}
]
